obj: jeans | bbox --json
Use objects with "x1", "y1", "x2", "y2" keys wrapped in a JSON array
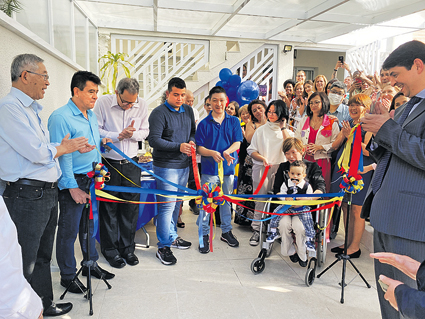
[
  {"x1": 3, "y1": 183, "x2": 58, "y2": 309},
  {"x1": 197, "y1": 174, "x2": 234, "y2": 235},
  {"x1": 153, "y1": 165, "x2": 189, "y2": 248},
  {"x1": 56, "y1": 175, "x2": 99, "y2": 280}
]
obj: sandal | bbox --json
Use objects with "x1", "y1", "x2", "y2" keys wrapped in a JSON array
[{"x1": 177, "y1": 222, "x2": 185, "y2": 228}]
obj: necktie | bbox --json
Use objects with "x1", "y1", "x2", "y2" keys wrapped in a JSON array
[{"x1": 371, "y1": 96, "x2": 421, "y2": 194}]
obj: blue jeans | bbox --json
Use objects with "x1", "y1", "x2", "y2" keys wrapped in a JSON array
[
  {"x1": 197, "y1": 174, "x2": 234, "y2": 235},
  {"x1": 153, "y1": 165, "x2": 189, "y2": 248}
]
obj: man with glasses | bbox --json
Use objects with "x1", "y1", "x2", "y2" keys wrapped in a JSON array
[
  {"x1": 94, "y1": 77, "x2": 149, "y2": 268},
  {"x1": 327, "y1": 81, "x2": 351, "y2": 127},
  {"x1": 0, "y1": 54, "x2": 91, "y2": 316}
]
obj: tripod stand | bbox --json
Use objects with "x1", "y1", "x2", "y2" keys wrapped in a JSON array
[
  {"x1": 60, "y1": 181, "x2": 112, "y2": 315},
  {"x1": 317, "y1": 192, "x2": 370, "y2": 303}
]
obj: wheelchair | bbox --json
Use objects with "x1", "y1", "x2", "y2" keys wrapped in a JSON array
[{"x1": 250, "y1": 195, "x2": 333, "y2": 287}]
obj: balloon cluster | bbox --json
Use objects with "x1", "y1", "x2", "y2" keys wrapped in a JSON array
[{"x1": 216, "y1": 68, "x2": 259, "y2": 106}]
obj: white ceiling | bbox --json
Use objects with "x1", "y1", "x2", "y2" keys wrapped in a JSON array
[{"x1": 76, "y1": 0, "x2": 425, "y2": 47}]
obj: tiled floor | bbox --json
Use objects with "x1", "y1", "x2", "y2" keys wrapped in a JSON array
[{"x1": 51, "y1": 207, "x2": 381, "y2": 319}]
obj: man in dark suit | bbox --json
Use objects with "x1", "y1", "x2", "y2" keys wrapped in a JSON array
[{"x1": 362, "y1": 40, "x2": 425, "y2": 319}]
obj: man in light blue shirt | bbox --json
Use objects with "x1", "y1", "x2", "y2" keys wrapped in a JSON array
[
  {"x1": 0, "y1": 54, "x2": 89, "y2": 317},
  {"x1": 48, "y1": 71, "x2": 114, "y2": 294}
]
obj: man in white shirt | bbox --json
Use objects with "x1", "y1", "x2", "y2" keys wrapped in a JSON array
[{"x1": 94, "y1": 78, "x2": 149, "y2": 268}]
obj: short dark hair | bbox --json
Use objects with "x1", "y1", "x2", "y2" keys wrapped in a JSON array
[
  {"x1": 266, "y1": 99, "x2": 288, "y2": 122},
  {"x1": 306, "y1": 92, "x2": 330, "y2": 118},
  {"x1": 284, "y1": 79, "x2": 296, "y2": 89},
  {"x1": 329, "y1": 80, "x2": 347, "y2": 93},
  {"x1": 248, "y1": 99, "x2": 267, "y2": 123},
  {"x1": 204, "y1": 96, "x2": 210, "y2": 104},
  {"x1": 167, "y1": 77, "x2": 186, "y2": 92},
  {"x1": 383, "y1": 40, "x2": 425, "y2": 70},
  {"x1": 290, "y1": 160, "x2": 307, "y2": 173},
  {"x1": 70, "y1": 71, "x2": 101, "y2": 96},
  {"x1": 209, "y1": 86, "x2": 227, "y2": 98}
]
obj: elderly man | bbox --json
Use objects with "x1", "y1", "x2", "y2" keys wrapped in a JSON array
[
  {"x1": 148, "y1": 77, "x2": 196, "y2": 265},
  {"x1": 362, "y1": 40, "x2": 425, "y2": 319},
  {"x1": 94, "y1": 78, "x2": 149, "y2": 268},
  {"x1": 0, "y1": 54, "x2": 89, "y2": 316},
  {"x1": 48, "y1": 71, "x2": 114, "y2": 295}
]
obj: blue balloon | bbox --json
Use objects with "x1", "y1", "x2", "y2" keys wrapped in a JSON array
[
  {"x1": 216, "y1": 81, "x2": 223, "y2": 87},
  {"x1": 219, "y1": 68, "x2": 233, "y2": 82},
  {"x1": 226, "y1": 87, "x2": 237, "y2": 101},
  {"x1": 222, "y1": 81, "x2": 230, "y2": 89},
  {"x1": 237, "y1": 80, "x2": 259, "y2": 103},
  {"x1": 229, "y1": 74, "x2": 241, "y2": 87}
]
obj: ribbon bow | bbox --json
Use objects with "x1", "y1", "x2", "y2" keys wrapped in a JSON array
[
  {"x1": 340, "y1": 173, "x2": 364, "y2": 194},
  {"x1": 87, "y1": 163, "x2": 110, "y2": 189},
  {"x1": 196, "y1": 182, "x2": 225, "y2": 214}
]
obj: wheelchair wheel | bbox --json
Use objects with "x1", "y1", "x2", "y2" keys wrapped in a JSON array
[
  {"x1": 305, "y1": 267, "x2": 316, "y2": 287},
  {"x1": 251, "y1": 257, "x2": 265, "y2": 274},
  {"x1": 266, "y1": 242, "x2": 273, "y2": 257}
]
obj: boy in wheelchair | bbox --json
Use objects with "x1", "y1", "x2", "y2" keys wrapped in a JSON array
[{"x1": 267, "y1": 160, "x2": 315, "y2": 252}]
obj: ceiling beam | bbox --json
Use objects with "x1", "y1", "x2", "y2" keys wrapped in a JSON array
[
  {"x1": 159, "y1": 0, "x2": 233, "y2": 14},
  {"x1": 314, "y1": 24, "x2": 364, "y2": 43},
  {"x1": 153, "y1": 0, "x2": 158, "y2": 32},
  {"x1": 77, "y1": 0, "x2": 153, "y2": 6},
  {"x1": 265, "y1": 0, "x2": 349, "y2": 41},
  {"x1": 370, "y1": 1, "x2": 425, "y2": 25},
  {"x1": 211, "y1": 0, "x2": 251, "y2": 36}
]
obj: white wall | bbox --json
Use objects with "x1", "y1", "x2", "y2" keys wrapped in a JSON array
[
  {"x1": 0, "y1": 14, "x2": 82, "y2": 124},
  {"x1": 293, "y1": 49, "x2": 346, "y2": 83}
]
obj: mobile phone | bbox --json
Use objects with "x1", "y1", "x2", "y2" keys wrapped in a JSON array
[
  {"x1": 378, "y1": 279, "x2": 388, "y2": 293},
  {"x1": 339, "y1": 56, "x2": 344, "y2": 64}
]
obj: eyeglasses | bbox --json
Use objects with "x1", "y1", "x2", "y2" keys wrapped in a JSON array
[
  {"x1": 21, "y1": 70, "x2": 49, "y2": 81},
  {"x1": 309, "y1": 100, "x2": 321, "y2": 106},
  {"x1": 267, "y1": 110, "x2": 277, "y2": 115},
  {"x1": 119, "y1": 94, "x2": 138, "y2": 106},
  {"x1": 205, "y1": 103, "x2": 211, "y2": 107}
]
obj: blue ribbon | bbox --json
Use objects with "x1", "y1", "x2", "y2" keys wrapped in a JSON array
[
  {"x1": 106, "y1": 143, "x2": 195, "y2": 194},
  {"x1": 90, "y1": 181, "x2": 99, "y2": 238}
]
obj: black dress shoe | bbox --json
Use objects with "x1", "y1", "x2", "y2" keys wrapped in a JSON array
[
  {"x1": 122, "y1": 252, "x2": 139, "y2": 266},
  {"x1": 43, "y1": 302, "x2": 73, "y2": 317},
  {"x1": 60, "y1": 277, "x2": 87, "y2": 294},
  {"x1": 106, "y1": 255, "x2": 126, "y2": 269},
  {"x1": 289, "y1": 253, "x2": 300, "y2": 263},
  {"x1": 82, "y1": 265, "x2": 115, "y2": 279},
  {"x1": 335, "y1": 249, "x2": 361, "y2": 259},
  {"x1": 331, "y1": 246, "x2": 344, "y2": 253}
]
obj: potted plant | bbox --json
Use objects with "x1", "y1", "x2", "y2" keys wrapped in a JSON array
[
  {"x1": 98, "y1": 51, "x2": 134, "y2": 94},
  {"x1": 0, "y1": 0, "x2": 22, "y2": 17}
]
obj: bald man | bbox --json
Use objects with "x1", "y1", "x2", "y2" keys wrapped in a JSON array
[{"x1": 185, "y1": 90, "x2": 199, "y2": 123}]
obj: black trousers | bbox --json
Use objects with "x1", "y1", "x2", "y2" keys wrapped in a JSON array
[
  {"x1": 99, "y1": 159, "x2": 141, "y2": 260},
  {"x1": 3, "y1": 183, "x2": 58, "y2": 309}
]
